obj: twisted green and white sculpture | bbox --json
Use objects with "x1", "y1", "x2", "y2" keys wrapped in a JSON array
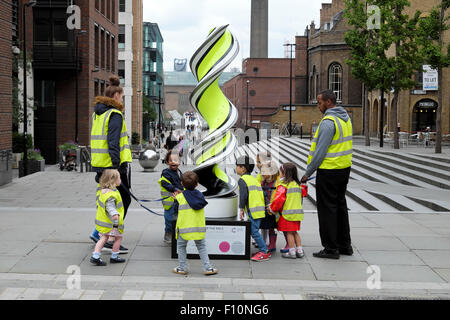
[{"x1": 189, "y1": 25, "x2": 239, "y2": 217}]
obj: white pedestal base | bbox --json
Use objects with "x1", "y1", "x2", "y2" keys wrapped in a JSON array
[{"x1": 204, "y1": 195, "x2": 238, "y2": 218}]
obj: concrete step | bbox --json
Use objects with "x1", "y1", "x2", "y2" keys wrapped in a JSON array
[{"x1": 278, "y1": 137, "x2": 448, "y2": 190}]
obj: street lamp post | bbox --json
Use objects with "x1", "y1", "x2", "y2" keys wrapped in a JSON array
[
  {"x1": 75, "y1": 30, "x2": 87, "y2": 144},
  {"x1": 22, "y1": 0, "x2": 37, "y2": 177},
  {"x1": 157, "y1": 82, "x2": 162, "y2": 134},
  {"x1": 284, "y1": 42, "x2": 298, "y2": 137},
  {"x1": 246, "y1": 80, "x2": 250, "y2": 129}
]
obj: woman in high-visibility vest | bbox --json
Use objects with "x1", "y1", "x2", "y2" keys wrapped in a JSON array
[
  {"x1": 89, "y1": 76, "x2": 132, "y2": 255},
  {"x1": 270, "y1": 162, "x2": 304, "y2": 259}
]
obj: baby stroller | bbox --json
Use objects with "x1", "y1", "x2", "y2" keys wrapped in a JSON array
[{"x1": 59, "y1": 149, "x2": 77, "y2": 171}]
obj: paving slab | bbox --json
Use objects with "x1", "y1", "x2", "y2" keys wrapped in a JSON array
[
  {"x1": 351, "y1": 236, "x2": 410, "y2": 251},
  {"x1": 413, "y1": 250, "x2": 450, "y2": 268},
  {"x1": 359, "y1": 250, "x2": 426, "y2": 266},
  {"x1": 377, "y1": 265, "x2": 446, "y2": 283}
]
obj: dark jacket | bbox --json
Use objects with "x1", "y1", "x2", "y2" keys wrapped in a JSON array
[
  {"x1": 174, "y1": 189, "x2": 208, "y2": 214},
  {"x1": 238, "y1": 174, "x2": 251, "y2": 211},
  {"x1": 161, "y1": 168, "x2": 183, "y2": 193},
  {"x1": 91, "y1": 96, "x2": 128, "y2": 175}
]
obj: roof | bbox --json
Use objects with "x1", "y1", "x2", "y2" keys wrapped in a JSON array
[{"x1": 164, "y1": 71, "x2": 240, "y2": 87}]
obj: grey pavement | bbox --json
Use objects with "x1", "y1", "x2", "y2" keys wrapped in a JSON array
[{"x1": 0, "y1": 137, "x2": 450, "y2": 300}]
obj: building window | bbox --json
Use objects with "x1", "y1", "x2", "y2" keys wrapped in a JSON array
[
  {"x1": 118, "y1": 25, "x2": 125, "y2": 50},
  {"x1": 119, "y1": 0, "x2": 126, "y2": 12},
  {"x1": 328, "y1": 63, "x2": 342, "y2": 103},
  {"x1": 111, "y1": 0, "x2": 116, "y2": 23},
  {"x1": 94, "y1": 80, "x2": 99, "y2": 97},
  {"x1": 95, "y1": 25, "x2": 99, "y2": 67},
  {"x1": 107, "y1": 0, "x2": 111, "y2": 20},
  {"x1": 118, "y1": 60, "x2": 125, "y2": 85},
  {"x1": 101, "y1": 28, "x2": 105, "y2": 69},
  {"x1": 111, "y1": 36, "x2": 115, "y2": 73},
  {"x1": 95, "y1": 0, "x2": 100, "y2": 11},
  {"x1": 310, "y1": 65, "x2": 317, "y2": 102},
  {"x1": 106, "y1": 33, "x2": 111, "y2": 71}
]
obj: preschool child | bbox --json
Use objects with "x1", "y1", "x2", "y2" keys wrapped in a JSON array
[
  {"x1": 269, "y1": 162, "x2": 304, "y2": 259},
  {"x1": 236, "y1": 155, "x2": 271, "y2": 261},
  {"x1": 90, "y1": 169, "x2": 126, "y2": 266},
  {"x1": 158, "y1": 150, "x2": 183, "y2": 244},
  {"x1": 172, "y1": 171, "x2": 218, "y2": 276}
]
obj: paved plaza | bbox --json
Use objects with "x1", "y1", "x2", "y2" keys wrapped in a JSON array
[{"x1": 0, "y1": 136, "x2": 450, "y2": 300}]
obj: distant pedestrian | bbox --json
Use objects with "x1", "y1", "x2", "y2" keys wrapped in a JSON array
[
  {"x1": 172, "y1": 171, "x2": 218, "y2": 276},
  {"x1": 270, "y1": 163, "x2": 304, "y2": 259},
  {"x1": 90, "y1": 169, "x2": 126, "y2": 266},
  {"x1": 301, "y1": 90, "x2": 353, "y2": 259}
]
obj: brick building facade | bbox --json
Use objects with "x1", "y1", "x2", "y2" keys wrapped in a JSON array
[
  {"x1": 0, "y1": 0, "x2": 13, "y2": 185},
  {"x1": 29, "y1": 0, "x2": 119, "y2": 163},
  {"x1": 223, "y1": 58, "x2": 294, "y2": 129},
  {"x1": 367, "y1": 0, "x2": 450, "y2": 136}
]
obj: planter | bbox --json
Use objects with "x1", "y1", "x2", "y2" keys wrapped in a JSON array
[
  {"x1": 12, "y1": 153, "x2": 21, "y2": 169},
  {"x1": 19, "y1": 159, "x2": 45, "y2": 177}
]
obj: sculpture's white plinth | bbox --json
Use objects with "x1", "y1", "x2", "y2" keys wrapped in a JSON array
[{"x1": 204, "y1": 194, "x2": 238, "y2": 218}]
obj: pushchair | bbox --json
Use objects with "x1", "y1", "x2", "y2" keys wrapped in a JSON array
[{"x1": 59, "y1": 149, "x2": 77, "y2": 171}]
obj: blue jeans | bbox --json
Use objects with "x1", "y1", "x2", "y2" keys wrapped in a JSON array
[
  {"x1": 248, "y1": 212, "x2": 268, "y2": 253},
  {"x1": 177, "y1": 237, "x2": 212, "y2": 271},
  {"x1": 164, "y1": 206, "x2": 176, "y2": 234}
]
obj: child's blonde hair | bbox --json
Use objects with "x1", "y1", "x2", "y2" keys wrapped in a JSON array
[
  {"x1": 260, "y1": 160, "x2": 279, "y2": 182},
  {"x1": 99, "y1": 169, "x2": 120, "y2": 190}
]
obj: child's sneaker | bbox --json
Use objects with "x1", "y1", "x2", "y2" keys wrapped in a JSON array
[
  {"x1": 164, "y1": 233, "x2": 172, "y2": 244},
  {"x1": 204, "y1": 267, "x2": 218, "y2": 276},
  {"x1": 90, "y1": 256, "x2": 107, "y2": 266},
  {"x1": 172, "y1": 266, "x2": 187, "y2": 275},
  {"x1": 280, "y1": 245, "x2": 289, "y2": 254},
  {"x1": 282, "y1": 252, "x2": 296, "y2": 259},
  {"x1": 251, "y1": 251, "x2": 271, "y2": 262},
  {"x1": 296, "y1": 250, "x2": 305, "y2": 258}
]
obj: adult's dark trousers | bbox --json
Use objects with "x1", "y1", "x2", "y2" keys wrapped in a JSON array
[{"x1": 315, "y1": 167, "x2": 351, "y2": 252}]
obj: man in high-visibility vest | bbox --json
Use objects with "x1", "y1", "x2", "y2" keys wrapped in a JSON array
[{"x1": 301, "y1": 90, "x2": 353, "y2": 259}]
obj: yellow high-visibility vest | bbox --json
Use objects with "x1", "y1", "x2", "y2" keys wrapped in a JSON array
[
  {"x1": 307, "y1": 114, "x2": 352, "y2": 169},
  {"x1": 95, "y1": 189, "x2": 124, "y2": 234},
  {"x1": 240, "y1": 174, "x2": 266, "y2": 219},
  {"x1": 278, "y1": 180, "x2": 304, "y2": 222},
  {"x1": 175, "y1": 193, "x2": 206, "y2": 240},
  {"x1": 90, "y1": 109, "x2": 132, "y2": 168},
  {"x1": 158, "y1": 176, "x2": 176, "y2": 210}
]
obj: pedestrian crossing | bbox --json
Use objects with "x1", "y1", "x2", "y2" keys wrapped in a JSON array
[{"x1": 226, "y1": 136, "x2": 450, "y2": 213}]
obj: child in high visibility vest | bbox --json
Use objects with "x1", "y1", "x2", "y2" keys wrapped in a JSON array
[
  {"x1": 236, "y1": 155, "x2": 271, "y2": 262},
  {"x1": 158, "y1": 150, "x2": 183, "y2": 244},
  {"x1": 90, "y1": 169, "x2": 126, "y2": 266},
  {"x1": 172, "y1": 171, "x2": 218, "y2": 276},
  {"x1": 259, "y1": 160, "x2": 280, "y2": 253},
  {"x1": 269, "y1": 162, "x2": 304, "y2": 259}
]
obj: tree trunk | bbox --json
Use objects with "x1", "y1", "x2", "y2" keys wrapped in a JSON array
[{"x1": 364, "y1": 86, "x2": 370, "y2": 146}]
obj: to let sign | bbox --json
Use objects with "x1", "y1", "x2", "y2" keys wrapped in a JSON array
[{"x1": 423, "y1": 65, "x2": 438, "y2": 91}]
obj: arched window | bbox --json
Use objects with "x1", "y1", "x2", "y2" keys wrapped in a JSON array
[
  {"x1": 310, "y1": 65, "x2": 318, "y2": 103},
  {"x1": 328, "y1": 63, "x2": 342, "y2": 103}
]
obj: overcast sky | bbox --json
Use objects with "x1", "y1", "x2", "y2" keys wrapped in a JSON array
[{"x1": 143, "y1": 0, "x2": 328, "y2": 72}]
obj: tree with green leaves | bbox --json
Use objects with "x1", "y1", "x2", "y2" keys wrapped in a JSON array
[
  {"x1": 418, "y1": 0, "x2": 450, "y2": 153},
  {"x1": 344, "y1": 0, "x2": 390, "y2": 146},
  {"x1": 345, "y1": 0, "x2": 426, "y2": 150},
  {"x1": 383, "y1": 0, "x2": 423, "y2": 149}
]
